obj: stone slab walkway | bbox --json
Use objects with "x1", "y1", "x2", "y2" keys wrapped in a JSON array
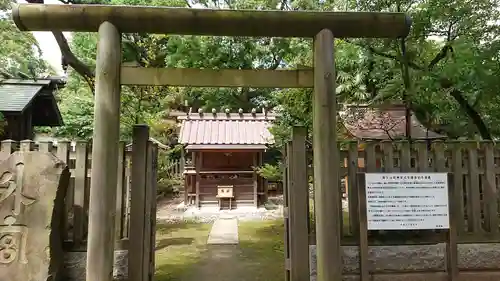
[{"x1": 207, "y1": 217, "x2": 239, "y2": 244}]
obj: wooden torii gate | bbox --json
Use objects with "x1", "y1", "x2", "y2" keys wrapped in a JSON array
[{"x1": 12, "y1": 4, "x2": 410, "y2": 281}]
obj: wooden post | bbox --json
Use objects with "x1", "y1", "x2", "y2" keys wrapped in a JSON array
[
  {"x1": 283, "y1": 144, "x2": 291, "y2": 281},
  {"x1": 253, "y1": 152, "x2": 258, "y2": 208},
  {"x1": 312, "y1": 29, "x2": 342, "y2": 281},
  {"x1": 145, "y1": 142, "x2": 158, "y2": 281},
  {"x1": 260, "y1": 151, "x2": 268, "y2": 203},
  {"x1": 357, "y1": 174, "x2": 370, "y2": 281},
  {"x1": 288, "y1": 126, "x2": 310, "y2": 281},
  {"x1": 115, "y1": 142, "x2": 126, "y2": 243},
  {"x1": 123, "y1": 152, "x2": 132, "y2": 238},
  {"x1": 86, "y1": 21, "x2": 121, "y2": 281},
  {"x1": 20, "y1": 139, "x2": 34, "y2": 151},
  {"x1": 347, "y1": 142, "x2": 359, "y2": 236},
  {"x1": 446, "y1": 174, "x2": 459, "y2": 281},
  {"x1": 129, "y1": 125, "x2": 150, "y2": 281},
  {"x1": 195, "y1": 152, "x2": 201, "y2": 208},
  {"x1": 56, "y1": 140, "x2": 71, "y2": 241},
  {"x1": 0, "y1": 140, "x2": 14, "y2": 161},
  {"x1": 180, "y1": 146, "x2": 185, "y2": 172},
  {"x1": 74, "y1": 141, "x2": 89, "y2": 247}
]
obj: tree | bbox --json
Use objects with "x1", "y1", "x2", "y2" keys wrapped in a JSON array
[
  {"x1": 44, "y1": 0, "x2": 301, "y2": 141},
  {"x1": 0, "y1": 0, "x2": 50, "y2": 76},
  {"x1": 341, "y1": 0, "x2": 500, "y2": 139},
  {"x1": 22, "y1": 0, "x2": 500, "y2": 144},
  {"x1": 272, "y1": 0, "x2": 500, "y2": 143}
]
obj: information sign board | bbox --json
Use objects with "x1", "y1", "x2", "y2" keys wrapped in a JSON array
[{"x1": 365, "y1": 173, "x2": 449, "y2": 230}]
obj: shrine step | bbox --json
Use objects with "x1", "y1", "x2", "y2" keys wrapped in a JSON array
[{"x1": 207, "y1": 218, "x2": 239, "y2": 245}]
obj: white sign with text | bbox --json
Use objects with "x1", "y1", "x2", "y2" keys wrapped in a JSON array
[{"x1": 365, "y1": 173, "x2": 449, "y2": 230}]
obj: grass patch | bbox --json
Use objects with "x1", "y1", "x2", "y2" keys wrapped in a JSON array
[
  {"x1": 308, "y1": 198, "x2": 351, "y2": 235},
  {"x1": 154, "y1": 219, "x2": 287, "y2": 281},
  {"x1": 154, "y1": 221, "x2": 211, "y2": 281},
  {"x1": 238, "y1": 220, "x2": 285, "y2": 281}
]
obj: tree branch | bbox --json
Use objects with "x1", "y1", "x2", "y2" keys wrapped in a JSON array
[
  {"x1": 427, "y1": 21, "x2": 456, "y2": 70},
  {"x1": 52, "y1": 31, "x2": 95, "y2": 90},
  {"x1": 26, "y1": 0, "x2": 95, "y2": 91},
  {"x1": 427, "y1": 44, "x2": 453, "y2": 69},
  {"x1": 448, "y1": 89, "x2": 492, "y2": 139}
]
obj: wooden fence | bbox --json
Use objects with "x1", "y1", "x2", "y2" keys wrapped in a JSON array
[
  {"x1": 0, "y1": 139, "x2": 136, "y2": 250},
  {"x1": 283, "y1": 134, "x2": 500, "y2": 281},
  {"x1": 317, "y1": 140, "x2": 500, "y2": 244},
  {"x1": 164, "y1": 159, "x2": 182, "y2": 177}
]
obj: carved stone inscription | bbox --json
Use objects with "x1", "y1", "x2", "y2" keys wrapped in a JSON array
[
  {"x1": 0, "y1": 152, "x2": 69, "y2": 281},
  {"x1": 0, "y1": 164, "x2": 33, "y2": 265}
]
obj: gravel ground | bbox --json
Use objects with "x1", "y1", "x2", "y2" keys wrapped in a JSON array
[
  {"x1": 156, "y1": 195, "x2": 285, "y2": 223},
  {"x1": 156, "y1": 195, "x2": 349, "y2": 223}
]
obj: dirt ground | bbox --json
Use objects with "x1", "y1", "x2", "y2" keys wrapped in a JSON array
[{"x1": 157, "y1": 196, "x2": 184, "y2": 212}]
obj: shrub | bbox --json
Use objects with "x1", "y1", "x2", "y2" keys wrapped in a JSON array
[
  {"x1": 255, "y1": 162, "x2": 282, "y2": 181},
  {"x1": 157, "y1": 175, "x2": 183, "y2": 198}
]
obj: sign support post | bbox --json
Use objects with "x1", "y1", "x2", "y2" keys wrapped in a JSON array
[{"x1": 358, "y1": 172, "x2": 458, "y2": 280}]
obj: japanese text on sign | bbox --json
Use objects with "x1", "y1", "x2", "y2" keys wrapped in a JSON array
[{"x1": 365, "y1": 173, "x2": 449, "y2": 230}]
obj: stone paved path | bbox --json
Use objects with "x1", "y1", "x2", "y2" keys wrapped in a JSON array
[{"x1": 207, "y1": 217, "x2": 239, "y2": 244}]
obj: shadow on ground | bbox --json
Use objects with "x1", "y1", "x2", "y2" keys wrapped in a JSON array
[
  {"x1": 154, "y1": 220, "x2": 285, "y2": 281},
  {"x1": 155, "y1": 237, "x2": 195, "y2": 251}
]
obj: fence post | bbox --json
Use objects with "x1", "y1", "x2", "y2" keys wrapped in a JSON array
[
  {"x1": 283, "y1": 143, "x2": 291, "y2": 281},
  {"x1": 287, "y1": 126, "x2": 310, "y2": 281},
  {"x1": 129, "y1": 125, "x2": 150, "y2": 281},
  {"x1": 20, "y1": 139, "x2": 34, "y2": 151},
  {"x1": 483, "y1": 142, "x2": 499, "y2": 233},
  {"x1": 56, "y1": 140, "x2": 71, "y2": 242},
  {"x1": 74, "y1": 141, "x2": 89, "y2": 246},
  {"x1": 145, "y1": 143, "x2": 158, "y2": 281},
  {"x1": 39, "y1": 141, "x2": 54, "y2": 153},
  {"x1": 115, "y1": 141, "x2": 126, "y2": 242},
  {"x1": 347, "y1": 141, "x2": 359, "y2": 236}
]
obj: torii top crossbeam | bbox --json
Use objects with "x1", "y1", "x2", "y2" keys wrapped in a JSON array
[{"x1": 12, "y1": 4, "x2": 411, "y2": 38}]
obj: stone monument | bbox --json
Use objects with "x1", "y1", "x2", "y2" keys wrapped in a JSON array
[{"x1": 0, "y1": 151, "x2": 69, "y2": 281}]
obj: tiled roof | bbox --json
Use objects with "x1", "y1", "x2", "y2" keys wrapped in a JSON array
[
  {"x1": 339, "y1": 104, "x2": 446, "y2": 140},
  {"x1": 0, "y1": 79, "x2": 52, "y2": 112},
  {"x1": 178, "y1": 113, "x2": 275, "y2": 145}
]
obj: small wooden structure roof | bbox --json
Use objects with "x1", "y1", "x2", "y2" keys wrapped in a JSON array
[
  {"x1": 0, "y1": 77, "x2": 65, "y2": 126},
  {"x1": 176, "y1": 109, "x2": 275, "y2": 150},
  {"x1": 339, "y1": 104, "x2": 446, "y2": 140}
]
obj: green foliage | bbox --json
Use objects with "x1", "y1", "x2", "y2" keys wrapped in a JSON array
[
  {"x1": 156, "y1": 151, "x2": 183, "y2": 197},
  {"x1": 0, "y1": 0, "x2": 53, "y2": 136},
  {"x1": 157, "y1": 175, "x2": 183, "y2": 198},
  {"x1": 54, "y1": 85, "x2": 95, "y2": 139},
  {"x1": 2, "y1": 0, "x2": 499, "y2": 144},
  {"x1": 0, "y1": 0, "x2": 49, "y2": 76},
  {"x1": 255, "y1": 163, "x2": 282, "y2": 182},
  {"x1": 11, "y1": 0, "x2": 499, "y2": 155}
]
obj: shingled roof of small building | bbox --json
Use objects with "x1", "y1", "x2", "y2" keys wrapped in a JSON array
[
  {"x1": 0, "y1": 77, "x2": 65, "y2": 126},
  {"x1": 175, "y1": 109, "x2": 275, "y2": 150},
  {"x1": 339, "y1": 104, "x2": 446, "y2": 140}
]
